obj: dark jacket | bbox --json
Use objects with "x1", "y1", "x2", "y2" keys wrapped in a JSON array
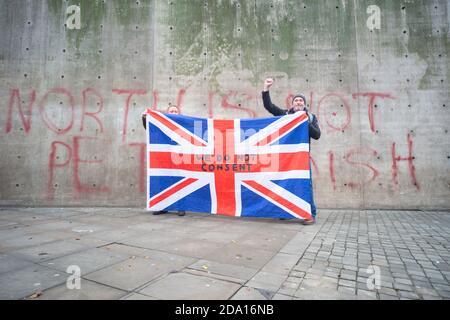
[{"x1": 262, "y1": 91, "x2": 321, "y2": 140}]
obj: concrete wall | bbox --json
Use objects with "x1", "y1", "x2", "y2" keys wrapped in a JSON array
[{"x1": 1, "y1": 0, "x2": 449, "y2": 209}]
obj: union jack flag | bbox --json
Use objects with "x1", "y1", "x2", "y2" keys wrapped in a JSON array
[{"x1": 145, "y1": 109, "x2": 313, "y2": 220}]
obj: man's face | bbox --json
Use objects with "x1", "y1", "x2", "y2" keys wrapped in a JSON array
[
  {"x1": 167, "y1": 106, "x2": 180, "y2": 114},
  {"x1": 291, "y1": 97, "x2": 305, "y2": 112}
]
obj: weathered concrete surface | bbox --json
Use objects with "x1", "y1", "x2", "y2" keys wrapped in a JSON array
[
  {"x1": 0, "y1": 207, "x2": 449, "y2": 300},
  {"x1": 0, "y1": 1, "x2": 449, "y2": 209}
]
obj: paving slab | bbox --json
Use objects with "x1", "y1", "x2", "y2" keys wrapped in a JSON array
[
  {"x1": 139, "y1": 272, "x2": 240, "y2": 300},
  {"x1": 0, "y1": 264, "x2": 67, "y2": 299},
  {"x1": 231, "y1": 286, "x2": 271, "y2": 300},
  {"x1": 9, "y1": 240, "x2": 90, "y2": 263},
  {"x1": 33, "y1": 279, "x2": 127, "y2": 300},
  {"x1": 84, "y1": 253, "x2": 195, "y2": 291},
  {"x1": 38, "y1": 247, "x2": 130, "y2": 275},
  {"x1": 188, "y1": 259, "x2": 258, "y2": 281},
  {"x1": 0, "y1": 253, "x2": 34, "y2": 274}
]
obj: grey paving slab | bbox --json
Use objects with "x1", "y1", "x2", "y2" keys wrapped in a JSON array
[
  {"x1": 260, "y1": 253, "x2": 300, "y2": 276},
  {"x1": 84, "y1": 253, "x2": 195, "y2": 291},
  {"x1": 159, "y1": 239, "x2": 226, "y2": 259},
  {"x1": 9, "y1": 240, "x2": 90, "y2": 263},
  {"x1": 231, "y1": 286, "x2": 271, "y2": 300},
  {"x1": 139, "y1": 272, "x2": 240, "y2": 300},
  {"x1": 246, "y1": 271, "x2": 288, "y2": 293},
  {"x1": 203, "y1": 242, "x2": 276, "y2": 269},
  {"x1": 38, "y1": 247, "x2": 130, "y2": 275},
  {"x1": 0, "y1": 233, "x2": 68, "y2": 252},
  {"x1": 188, "y1": 259, "x2": 258, "y2": 281},
  {"x1": 84, "y1": 228, "x2": 146, "y2": 242},
  {"x1": 121, "y1": 293, "x2": 158, "y2": 300},
  {"x1": 119, "y1": 232, "x2": 183, "y2": 250},
  {"x1": 236, "y1": 229, "x2": 296, "y2": 251},
  {"x1": 0, "y1": 253, "x2": 34, "y2": 274},
  {"x1": 0, "y1": 264, "x2": 67, "y2": 299},
  {"x1": 33, "y1": 279, "x2": 127, "y2": 300}
]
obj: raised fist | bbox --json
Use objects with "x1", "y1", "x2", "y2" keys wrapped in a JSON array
[{"x1": 263, "y1": 77, "x2": 274, "y2": 91}]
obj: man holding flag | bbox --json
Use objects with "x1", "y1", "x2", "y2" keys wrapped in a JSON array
[{"x1": 262, "y1": 77, "x2": 321, "y2": 224}]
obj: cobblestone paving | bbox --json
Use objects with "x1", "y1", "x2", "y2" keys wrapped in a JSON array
[{"x1": 278, "y1": 210, "x2": 450, "y2": 300}]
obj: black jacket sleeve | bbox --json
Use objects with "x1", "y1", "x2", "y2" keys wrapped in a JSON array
[
  {"x1": 142, "y1": 114, "x2": 147, "y2": 129},
  {"x1": 262, "y1": 91, "x2": 286, "y2": 116},
  {"x1": 308, "y1": 113, "x2": 321, "y2": 140}
]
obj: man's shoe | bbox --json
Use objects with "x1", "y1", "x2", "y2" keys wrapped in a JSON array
[
  {"x1": 153, "y1": 210, "x2": 168, "y2": 215},
  {"x1": 301, "y1": 218, "x2": 316, "y2": 225},
  {"x1": 177, "y1": 211, "x2": 186, "y2": 216}
]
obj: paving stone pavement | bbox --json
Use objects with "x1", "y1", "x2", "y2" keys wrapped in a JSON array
[{"x1": 0, "y1": 207, "x2": 449, "y2": 300}]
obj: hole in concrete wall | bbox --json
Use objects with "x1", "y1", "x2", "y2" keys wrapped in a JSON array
[
  {"x1": 169, "y1": 51, "x2": 172, "y2": 55},
  {"x1": 304, "y1": 5, "x2": 306, "y2": 9},
  {"x1": 92, "y1": 184, "x2": 96, "y2": 187},
  {"x1": 26, "y1": 47, "x2": 29, "y2": 51},
  {"x1": 339, "y1": 79, "x2": 342, "y2": 82},
  {"x1": 305, "y1": 79, "x2": 309, "y2": 82},
  {"x1": 98, "y1": 75, "x2": 101, "y2": 79},
  {"x1": 136, "y1": 26, "x2": 139, "y2": 30},
  {"x1": 135, "y1": 51, "x2": 138, "y2": 54},
  {"x1": 338, "y1": 53, "x2": 341, "y2": 57},
  {"x1": 408, "y1": 104, "x2": 411, "y2": 107},
  {"x1": 403, "y1": 30, "x2": 407, "y2": 34},
  {"x1": 17, "y1": 156, "x2": 21, "y2": 159},
  {"x1": 203, "y1": 52, "x2": 207, "y2": 56},
  {"x1": 336, "y1": 6, "x2": 339, "y2": 9},
  {"x1": 305, "y1": 54, "x2": 308, "y2": 57},
  {"x1": 405, "y1": 54, "x2": 408, "y2": 58},
  {"x1": 169, "y1": 77, "x2": 172, "y2": 80},
  {"x1": 406, "y1": 79, "x2": 410, "y2": 82},
  {"x1": 62, "y1": 49, "x2": 66, "y2": 53},
  {"x1": 441, "y1": 79, "x2": 444, "y2": 83},
  {"x1": 54, "y1": 184, "x2": 58, "y2": 188},
  {"x1": 443, "y1": 104, "x2": 446, "y2": 107},
  {"x1": 130, "y1": 184, "x2": 134, "y2": 187},
  {"x1": 99, "y1": 49, "x2": 102, "y2": 53},
  {"x1": 61, "y1": 75, "x2": 64, "y2": 79},
  {"x1": 24, "y1": 74, "x2": 27, "y2": 78},
  {"x1": 376, "y1": 130, "x2": 379, "y2": 134},
  {"x1": 169, "y1": 26, "x2": 173, "y2": 30},
  {"x1": 401, "y1": 6, "x2": 405, "y2": 10},
  {"x1": 133, "y1": 76, "x2": 137, "y2": 80},
  {"x1": 372, "y1": 79, "x2": 376, "y2": 83},
  {"x1": 304, "y1": 29, "x2": 308, "y2": 32},
  {"x1": 272, "y1": 53, "x2": 275, "y2": 57},
  {"x1": 100, "y1": 24, "x2": 103, "y2": 28}
]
